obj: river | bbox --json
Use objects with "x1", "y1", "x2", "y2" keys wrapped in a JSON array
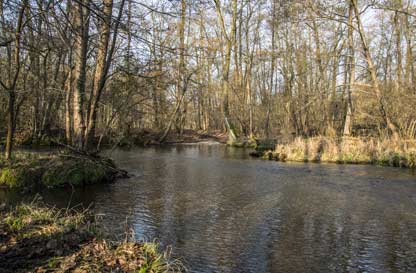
[{"x1": 1, "y1": 143, "x2": 416, "y2": 272}]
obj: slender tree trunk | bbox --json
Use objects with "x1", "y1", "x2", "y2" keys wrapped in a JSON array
[
  {"x1": 393, "y1": 1, "x2": 402, "y2": 91},
  {"x1": 246, "y1": 66, "x2": 253, "y2": 138},
  {"x1": 175, "y1": 0, "x2": 186, "y2": 134},
  {"x1": 85, "y1": 0, "x2": 113, "y2": 149},
  {"x1": 351, "y1": 0, "x2": 399, "y2": 139},
  {"x1": 215, "y1": 0, "x2": 237, "y2": 118},
  {"x1": 72, "y1": 0, "x2": 89, "y2": 150},
  {"x1": 404, "y1": 11, "x2": 414, "y2": 90},
  {"x1": 85, "y1": 0, "x2": 124, "y2": 150},
  {"x1": 3, "y1": 0, "x2": 27, "y2": 160},
  {"x1": 343, "y1": 2, "x2": 355, "y2": 136},
  {"x1": 266, "y1": 0, "x2": 277, "y2": 139},
  {"x1": 160, "y1": 74, "x2": 192, "y2": 142},
  {"x1": 5, "y1": 92, "x2": 15, "y2": 160},
  {"x1": 65, "y1": 58, "x2": 73, "y2": 144}
]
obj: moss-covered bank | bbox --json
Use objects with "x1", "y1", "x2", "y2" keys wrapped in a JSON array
[
  {"x1": 0, "y1": 153, "x2": 126, "y2": 189},
  {"x1": 0, "y1": 201, "x2": 185, "y2": 273},
  {"x1": 226, "y1": 137, "x2": 280, "y2": 152},
  {"x1": 226, "y1": 138, "x2": 258, "y2": 148},
  {"x1": 254, "y1": 137, "x2": 416, "y2": 168}
]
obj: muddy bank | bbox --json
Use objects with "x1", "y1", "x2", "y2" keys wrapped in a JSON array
[
  {"x1": 0, "y1": 201, "x2": 185, "y2": 273},
  {"x1": 0, "y1": 153, "x2": 127, "y2": 190}
]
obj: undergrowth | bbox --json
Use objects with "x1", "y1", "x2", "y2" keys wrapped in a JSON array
[{"x1": 0, "y1": 200, "x2": 186, "y2": 273}]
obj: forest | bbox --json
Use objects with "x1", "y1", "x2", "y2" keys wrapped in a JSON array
[
  {"x1": 0, "y1": 0, "x2": 415, "y2": 159},
  {"x1": 1, "y1": 1, "x2": 416, "y2": 272}
]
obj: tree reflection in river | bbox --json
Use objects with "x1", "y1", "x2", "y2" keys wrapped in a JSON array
[{"x1": 1, "y1": 144, "x2": 415, "y2": 273}]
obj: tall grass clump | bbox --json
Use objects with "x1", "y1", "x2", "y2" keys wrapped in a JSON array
[{"x1": 274, "y1": 136, "x2": 416, "y2": 168}]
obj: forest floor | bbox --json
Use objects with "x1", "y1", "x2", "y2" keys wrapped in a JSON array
[{"x1": 0, "y1": 201, "x2": 185, "y2": 273}]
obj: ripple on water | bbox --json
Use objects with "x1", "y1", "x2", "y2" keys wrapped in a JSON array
[{"x1": 1, "y1": 145, "x2": 416, "y2": 273}]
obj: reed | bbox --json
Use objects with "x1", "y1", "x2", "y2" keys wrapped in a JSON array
[{"x1": 273, "y1": 137, "x2": 416, "y2": 168}]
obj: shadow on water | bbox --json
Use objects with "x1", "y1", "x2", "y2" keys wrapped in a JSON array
[{"x1": 1, "y1": 143, "x2": 416, "y2": 273}]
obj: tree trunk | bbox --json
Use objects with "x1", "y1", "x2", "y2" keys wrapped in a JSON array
[
  {"x1": 404, "y1": 10, "x2": 414, "y2": 89},
  {"x1": 65, "y1": 63, "x2": 73, "y2": 144},
  {"x1": 351, "y1": 0, "x2": 399, "y2": 139},
  {"x1": 343, "y1": 2, "x2": 355, "y2": 136},
  {"x1": 85, "y1": 0, "x2": 113, "y2": 149},
  {"x1": 393, "y1": 1, "x2": 403, "y2": 90},
  {"x1": 215, "y1": 0, "x2": 237, "y2": 118},
  {"x1": 85, "y1": 0, "x2": 124, "y2": 150},
  {"x1": 72, "y1": 0, "x2": 89, "y2": 150},
  {"x1": 3, "y1": 0, "x2": 27, "y2": 160},
  {"x1": 5, "y1": 92, "x2": 15, "y2": 160},
  {"x1": 174, "y1": 0, "x2": 186, "y2": 134}
]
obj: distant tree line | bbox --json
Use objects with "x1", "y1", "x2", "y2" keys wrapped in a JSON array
[{"x1": 0, "y1": 0, "x2": 415, "y2": 158}]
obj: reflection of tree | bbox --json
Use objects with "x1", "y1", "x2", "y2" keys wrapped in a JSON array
[{"x1": 4, "y1": 146, "x2": 413, "y2": 272}]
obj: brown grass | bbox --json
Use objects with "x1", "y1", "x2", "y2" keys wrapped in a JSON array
[{"x1": 274, "y1": 137, "x2": 416, "y2": 168}]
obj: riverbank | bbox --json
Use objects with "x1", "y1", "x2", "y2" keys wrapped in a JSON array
[
  {"x1": 0, "y1": 201, "x2": 185, "y2": 273},
  {"x1": 256, "y1": 137, "x2": 416, "y2": 168},
  {"x1": 1, "y1": 129, "x2": 228, "y2": 149},
  {"x1": 117, "y1": 129, "x2": 228, "y2": 147},
  {"x1": 0, "y1": 152, "x2": 127, "y2": 190}
]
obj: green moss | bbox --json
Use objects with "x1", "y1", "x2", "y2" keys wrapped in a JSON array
[
  {"x1": 0, "y1": 154, "x2": 118, "y2": 189},
  {"x1": 246, "y1": 138, "x2": 258, "y2": 148},
  {"x1": 227, "y1": 137, "x2": 259, "y2": 148},
  {"x1": 230, "y1": 141, "x2": 244, "y2": 148},
  {"x1": 0, "y1": 162, "x2": 44, "y2": 188},
  {"x1": 41, "y1": 157, "x2": 113, "y2": 188},
  {"x1": 0, "y1": 168, "x2": 19, "y2": 187},
  {"x1": 407, "y1": 151, "x2": 416, "y2": 168}
]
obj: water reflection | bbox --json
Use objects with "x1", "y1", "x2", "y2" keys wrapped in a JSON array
[{"x1": 1, "y1": 144, "x2": 416, "y2": 272}]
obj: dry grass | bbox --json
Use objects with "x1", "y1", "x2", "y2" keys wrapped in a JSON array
[
  {"x1": 47, "y1": 239, "x2": 186, "y2": 273},
  {"x1": 274, "y1": 136, "x2": 416, "y2": 168},
  {"x1": 0, "y1": 201, "x2": 186, "y2": 273},
  {"x1": 2, "y1": 201, "x2": 87, "y2": 239}
]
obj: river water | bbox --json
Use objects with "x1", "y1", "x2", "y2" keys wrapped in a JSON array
[{"x1": 1, "y1": 143, "x2": 416, "y2": 272}]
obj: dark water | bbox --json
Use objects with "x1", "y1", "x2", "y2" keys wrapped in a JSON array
[{"x1": 2, "y1": 143, "x2": 416, "y2": 273}]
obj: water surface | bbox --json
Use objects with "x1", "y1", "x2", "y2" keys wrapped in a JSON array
[{"x1": 2, "y1": 144, "x2": 416, "y2": 272}]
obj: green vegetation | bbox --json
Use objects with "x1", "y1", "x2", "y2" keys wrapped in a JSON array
[
  {"x1": 0, "y1": 201, "x2": 185, "y2": 272},
  {"x1": 41, "y1": 155, "x2": 117, "y2": 188},
  {"x1": 0, "y1": 153, "x2": 123, "y2": 189},
  {"x1": 227, "y1": 138, "x2": 258, "y2": 149},
  {"x1": 254, "y1": 137, "x2": 416, "y2": 169},
  {"x1": 0, "y1": 160, "x2": 45, "y2": 188}
]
